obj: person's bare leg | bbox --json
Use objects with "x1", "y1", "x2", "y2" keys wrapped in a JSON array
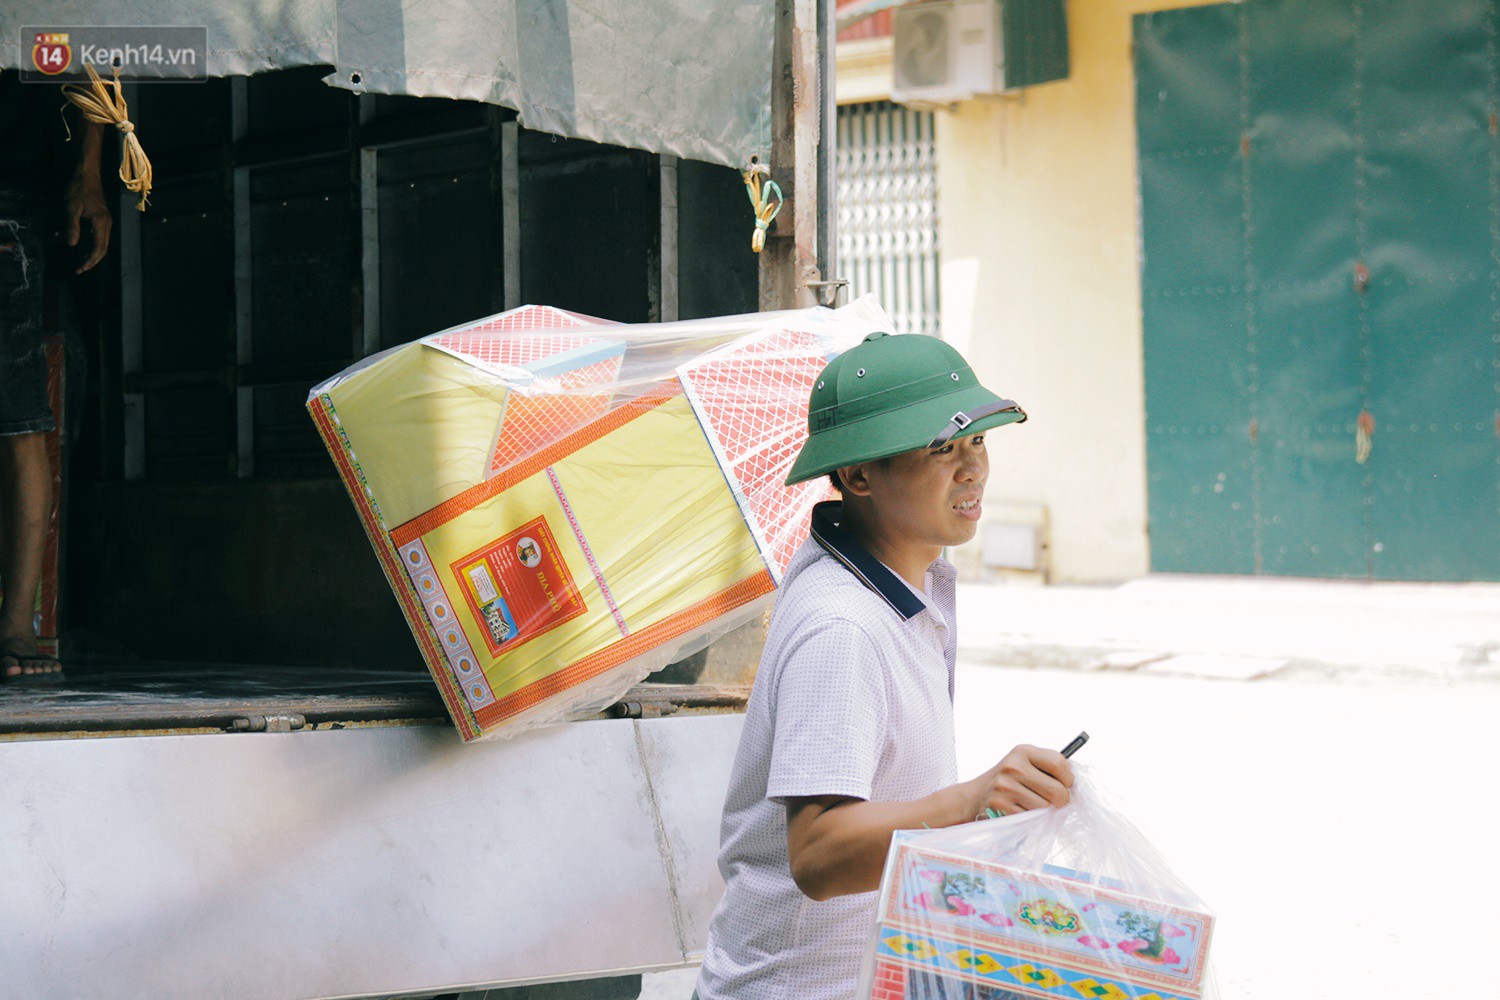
[{"x1": 0, "y1": 430, "x2": 56, "y2": 678}]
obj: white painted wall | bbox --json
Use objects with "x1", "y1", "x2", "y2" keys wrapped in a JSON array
[{"x1": 838, "y1": 1, "x2": 1221, "y2": 582}]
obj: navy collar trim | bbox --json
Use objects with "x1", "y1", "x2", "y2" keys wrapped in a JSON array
[{"x1": 808, "y1": 501, "x2": 926, "y2": 621}]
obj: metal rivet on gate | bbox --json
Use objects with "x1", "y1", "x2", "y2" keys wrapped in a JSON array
[
  {"x1": 856, "y1": 368, "x2": 865, "y2": 377},
  {"x1": 951, "y1": 372, "x2": 960, "y2": 381},
  {"x1": 817, "y1": 381, "x2": 824, "y2": 390}
]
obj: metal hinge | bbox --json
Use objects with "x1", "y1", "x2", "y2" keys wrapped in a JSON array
[
  {"x1": 806, "y1": 278, "x2": 849, "y2": 307},
  {"x1": 229, "y1": 713, "x2": 307, "y2": 733},
  {"x1": 607, "y1": 701, "x2": 681, "y2": 720}
]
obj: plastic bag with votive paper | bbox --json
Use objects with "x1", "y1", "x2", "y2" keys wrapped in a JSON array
[{"x1": 859, "y1": 764, "x2": 1218, "y2": 1000}]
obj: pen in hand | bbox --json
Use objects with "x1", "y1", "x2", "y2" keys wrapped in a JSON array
[
  {"x1": 1060, "y1": 731, "x2": 1089, "y2": 759},
  {"x1": 983, "y1": 732, "x2": 1090, "y2": 819}
]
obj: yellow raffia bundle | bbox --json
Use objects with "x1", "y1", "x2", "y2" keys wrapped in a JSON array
[
  {"x1": 742, "y1": 161, "x2": 782, "y2": 254},
  {"x1": 61, "y1": 63, "x2": 153, "y2": 211}
]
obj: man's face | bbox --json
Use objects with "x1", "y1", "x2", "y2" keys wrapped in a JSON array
[{"x1": 856, "y1": 433, "x2": 989, "y2": 548}]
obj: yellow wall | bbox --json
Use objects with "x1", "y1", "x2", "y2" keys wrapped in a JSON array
[{"x1": 935, "y1": 0, "x2": 1221, "y2": 582}]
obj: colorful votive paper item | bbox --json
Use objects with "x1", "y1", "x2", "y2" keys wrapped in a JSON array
[
  {"x1": 866, "y1": 841, "x2": 1214, "y2": 1000},
  {"x1": 309, "y1": 302, "x2": 887, "y2": 740}
]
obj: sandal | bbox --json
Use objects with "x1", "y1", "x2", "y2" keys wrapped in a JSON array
[{"x1": 1, "y1": 647, "x2": 66, "y2": 685}]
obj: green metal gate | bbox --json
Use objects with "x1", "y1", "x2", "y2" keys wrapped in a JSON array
[{"x1": 1137, "y1": 0, "x2": 1500, "y2": 581}]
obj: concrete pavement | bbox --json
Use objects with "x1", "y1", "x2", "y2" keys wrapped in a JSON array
[
  {"x1": 950, "y1": 661, "x2": 1500, "y2": 1000},
  {"x1": 644, "y1": 572, "x2": 1500, "y2": 1000},
  {"x1": 957, "y1": 573, "x2": 1500, "y2": 684}
]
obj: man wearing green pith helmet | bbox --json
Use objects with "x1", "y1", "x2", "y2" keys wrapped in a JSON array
[{"x1": 696, "y1": 332, "x2": 1076, "y2": 1000}]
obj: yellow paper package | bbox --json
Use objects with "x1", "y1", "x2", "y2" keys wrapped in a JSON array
[{"x1": 309, "y1": 301, "x2": 892, "y2": 740}]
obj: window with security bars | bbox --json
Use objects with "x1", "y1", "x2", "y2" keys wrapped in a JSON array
[{"x1": 836, "y1": 101, "x2": 940, "y2": 337}]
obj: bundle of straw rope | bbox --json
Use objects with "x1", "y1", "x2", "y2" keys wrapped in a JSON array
[
  {"x1": 742, "y1": 162, "x2": 782, "y2": 254},
  {"x1": 61, "y1": 63, "x2": 153, "y2": 211}
]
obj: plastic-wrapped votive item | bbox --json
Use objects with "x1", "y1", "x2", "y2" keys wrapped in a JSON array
[
  {"x1": 860, "y1": 766, "x2": 1217, "y2": 1000},
  {"x1": 309, "y1": 299, "x2": 894, "y2": 740}
]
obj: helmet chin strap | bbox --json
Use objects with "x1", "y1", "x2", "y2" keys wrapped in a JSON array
[{"x1": 926, "y1": 399, "x2": 1027, "y2": 450}]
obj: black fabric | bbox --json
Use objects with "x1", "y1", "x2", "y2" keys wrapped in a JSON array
[
  {"x1": 807, "y1": 500, "x2": 926, "y2": 621},
  {"x1": 0, "y1": 70, "x2": 73, "y2": 194},
  {"x1": 0, "y1": 190, "x2": 55, "y2": 434}
]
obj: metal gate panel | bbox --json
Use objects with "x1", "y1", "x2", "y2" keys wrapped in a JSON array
[
  {"x1": 1244, "y1": 0, "x2": 1357, "y2": 289},
  {"x1": 1137, "y1": 0, "x2": 1500, "y2": 582},
  {"x1": 1139, "y1": 144, "x2": 1256, "y2": 574},
  {"x1": 1138, "y1": 2, "x2": 1254, "y2": 573},
  {"x1": 1134, "y1": 2, "x2": 1242, "y2": 158},
  {"x1": 1363, "y1": 0, "x2": 1498, "y2": 579},
  {"x1": 837, "y1": 101, "x2": 940, "y2": 337},
  {"x1": 1245, "y1": 0, "x2": 1367, "y2": 577},
  {"x1": 1142, "y1": 300, "x2": 1258, "y2": 575},
  {"x1": 1255, "y1": 278, "x2": 1368, "y2": 578}
]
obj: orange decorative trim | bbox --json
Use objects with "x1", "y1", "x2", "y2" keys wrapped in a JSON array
[
  {"x1": 474, "y1": 568, "x2": 775, "y2": 729},
  {"x1": 391, "y1": 383, "x2": 683, "y2": 547},
  {"x1": 309, "y1": 396, "x2": 479, "y2": 740}
]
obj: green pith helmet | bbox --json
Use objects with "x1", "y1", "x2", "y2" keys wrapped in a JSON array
[{"x1": 785, "y1": 331, "x2": 1027, "y2": 486}]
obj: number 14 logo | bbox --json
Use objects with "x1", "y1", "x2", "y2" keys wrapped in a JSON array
[{"x1": 32, "y1": 32, "x2": 72, "y2": 75}]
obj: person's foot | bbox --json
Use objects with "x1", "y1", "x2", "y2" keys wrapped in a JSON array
[{"x1": 1, "y1": 635, "x2": 64, "y2": 684}]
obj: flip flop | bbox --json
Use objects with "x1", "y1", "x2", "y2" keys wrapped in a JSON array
[{"x1": 1, "y1": 648, "x2": 66, "y2": 685}]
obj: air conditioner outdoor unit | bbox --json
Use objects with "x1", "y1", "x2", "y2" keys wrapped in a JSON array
[
  {"x1": 892, "y1": 0, "x2": 1001, "y2": 109},
  {"x1": 891, "y1": 0, "x2": 1070, "y2": 109}
]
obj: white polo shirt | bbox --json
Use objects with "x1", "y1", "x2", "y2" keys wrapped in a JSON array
[{"x1": 696, "y1": 501, "x2": 959, "y2": 1000}]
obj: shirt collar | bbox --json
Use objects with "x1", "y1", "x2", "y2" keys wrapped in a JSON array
[{"x1": 809, "y1": 501, "x2": 929, "y2": 621}]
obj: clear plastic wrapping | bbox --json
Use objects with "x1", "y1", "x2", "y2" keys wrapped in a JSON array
[
  {"x1": 308, "y1": 298, "x2": 893, "y2": 740},
  {"x1": 860, "y1": 765, "x2": 1217, "y2": 1000}
]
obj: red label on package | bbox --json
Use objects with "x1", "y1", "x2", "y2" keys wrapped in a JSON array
[{"x1": 451, "y1": 516, "x2": 586, "y2": 656}]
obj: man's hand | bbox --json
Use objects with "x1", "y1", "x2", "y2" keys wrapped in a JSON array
[
  {"x1": 784, "y1": 746, "x2": 1073, "y2": 901},
  {"x1": 65, "y1": 120, "x2": 111, "y2": 274},
  {"x1": 65, "y1": 173, "x2": 112, "y2": 274},
  {"x1": 963, "y1": 744, "x2": 1074, "y2": 819},
  {"x1": 782, "y1": 747, "x2": 1074, "y2": 903}
]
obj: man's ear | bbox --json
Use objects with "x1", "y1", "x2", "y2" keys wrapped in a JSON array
[{"x1": 836, "y1": 462, "x2": 875, "y2": 497}]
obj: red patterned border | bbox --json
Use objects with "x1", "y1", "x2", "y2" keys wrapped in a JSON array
[
  {"x1": 869, "y1": 960, "x2": 907, "y2": 1000},
  {"x1": 880, "y1": 844, "x2": 1211, "y2": 993},
  {"x1": 308, "y1": 394, "x2": 479, "y2": 741}
]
